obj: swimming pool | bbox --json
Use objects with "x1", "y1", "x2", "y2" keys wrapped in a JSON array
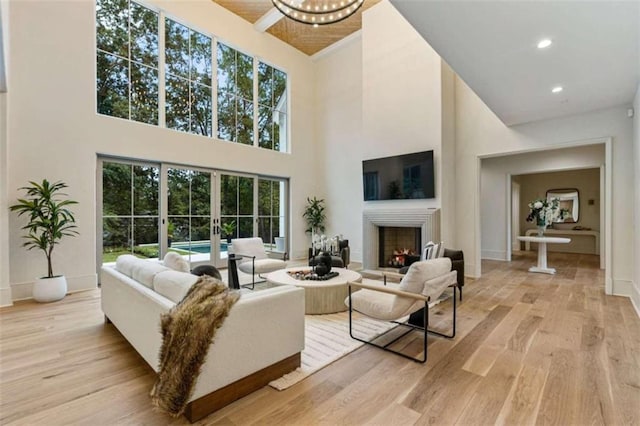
[{"x1": 171, "y1": 241, "x2": 228, "y2": 253}]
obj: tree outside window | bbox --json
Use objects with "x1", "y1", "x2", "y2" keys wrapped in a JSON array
[
  {"x1": 96, "y1": 0, "x2": 158, "y2": 125},
  {"x1": 258, "y1": 62, "x2": 287, "y2": 152},
  {"x1": 102, "y1": 161, "x2": 160, "y2": 262},
  {"x1": 165, "y1": 19, "x2": 212, "y2": 136},
  {"x1": 217, "y1": 43, "x2": 254, "y2": 145},
  {"x1": 96, "y1": 2, "x2": 288, "y2": 152},
  {"x1": 258, "y1": 179, "x2": 285, "y2": 249}
]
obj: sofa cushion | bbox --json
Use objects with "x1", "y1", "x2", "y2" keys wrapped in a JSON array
[
  {"x1": 115, "y1": 254, "x2": 140, "y2": 278},
  {"x1": 153, "y1": 270, "x2": 199, "y2": 303},
  {"x1": 131, "y1": 261, "x2": 171, "y2": 289},
  {"x1": 163, "y1": 252, "x2": 190, "y2": 273}
]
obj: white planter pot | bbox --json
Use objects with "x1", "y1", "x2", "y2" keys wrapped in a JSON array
[
  {"x1": 275, "y1": 237, "x2": 286, "y2": 252},
  {"x1": 33, "y1": 275, "x2": 67, "y2": 303}
]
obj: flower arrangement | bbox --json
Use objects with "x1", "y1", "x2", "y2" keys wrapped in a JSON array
[{"x1": 526, "y1": 197, "x2": 561, "y2": 228}]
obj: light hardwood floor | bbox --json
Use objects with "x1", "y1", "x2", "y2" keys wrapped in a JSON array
[{"x1": 1, "y1": 252, "x2": 639, "y2": 425}]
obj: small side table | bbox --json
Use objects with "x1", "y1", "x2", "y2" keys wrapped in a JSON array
[{"x1": 517, "y1": 236, "x2": 571, "y2": 275}]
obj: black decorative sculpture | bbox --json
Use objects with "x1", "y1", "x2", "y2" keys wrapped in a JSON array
[{"x1": 314, "y1": 251, "x2": 332, "y2": 277}]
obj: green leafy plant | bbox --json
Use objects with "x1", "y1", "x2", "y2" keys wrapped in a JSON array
[
  {"x1": 303, "y1": 197, "x2": 326, "y2": 235},
  {"x1": 221, "y1": 221, "x2": 236, "y2": 238},
  {"x1": 9, "y1": 180, "x2": 78, "y2": 278}
]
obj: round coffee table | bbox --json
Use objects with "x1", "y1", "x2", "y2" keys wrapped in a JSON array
[{"x1": 266, "y1": 267, "x2": 362, "y2": 314}]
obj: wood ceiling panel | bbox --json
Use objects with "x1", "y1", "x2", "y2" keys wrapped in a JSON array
[
  {"x1": 267, "y1": 1, "x2": 380, "y2": 55},
  {"x1": 213, "y1": 0, "x2": 381, "y2": 56},
  {"x1": 213, "y1": 0, "x2": 273, "y2": 24}
]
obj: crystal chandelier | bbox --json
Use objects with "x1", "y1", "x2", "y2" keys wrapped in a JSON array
[{"x1": 272, "y1": 0, "x2": 365, "y2": 26}]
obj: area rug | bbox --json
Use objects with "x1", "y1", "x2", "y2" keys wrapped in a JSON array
[
  {"x1": 268, "y1": 292, "x2": 453, "y2": 390},
  {"x1": 268, "y1": 311, "x2": 397, "y2": 390}
]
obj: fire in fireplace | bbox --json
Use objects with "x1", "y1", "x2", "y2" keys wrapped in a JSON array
[{"x1": 378, "y1": 226, "x2": 421, "y2": 268}]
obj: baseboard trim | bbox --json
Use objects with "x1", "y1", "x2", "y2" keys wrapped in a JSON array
[
  {"x1": 612, "y1": 279, "x2": 632, "y2": 298},
  {"x1": 481, "y1": 250, "x2": 507, "y2": 261},
  {"x1": 184, "y1": 352, "x2": 301, "y2": 422},
  {"x1": 630, "y1": 281, "x2": 640, "y2": 319},
  {"x1": 0, "y1": 287, "x2": 13, "y2": 307},
  {"x1": 464, "y1": 263, "x2": 479, "y2": 279},
  {"x1": 10, "y1": 274, "x2": 98, "y2": 301}
]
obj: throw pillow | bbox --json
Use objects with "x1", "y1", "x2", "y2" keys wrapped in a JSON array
[{"x1": 163, "y1": 252, "x2": 190, "y2": 273}]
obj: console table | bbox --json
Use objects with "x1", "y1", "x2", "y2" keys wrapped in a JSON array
[
  {"x1": 517, "y1": 236, "x2": 571, "y2": 275},
  {"x1": 523, "y1": 229, "x2": 599, "y2": 254}
]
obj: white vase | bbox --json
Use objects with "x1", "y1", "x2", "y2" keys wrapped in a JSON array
[
  {"x1": 537, "y1": 225, "x2": 546, "y2": 237},
  {"x1": 274, "y1": 237, "x2": 285, "y2": 252},
  {"x1": 32, "y1": 275, "x2": 67, "y2": 302}
]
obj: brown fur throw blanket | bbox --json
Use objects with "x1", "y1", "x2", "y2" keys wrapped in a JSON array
[{"x1": 150, "y1": 276, "x2": 240, "y2": 417}]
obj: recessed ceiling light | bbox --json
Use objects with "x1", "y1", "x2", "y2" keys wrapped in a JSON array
[
  {"x1": 552, "y1": 86, "x2": 563, "y2": 93},
  {"x1": 537, "y1": 39, "x2": 552, "y2": 49}
]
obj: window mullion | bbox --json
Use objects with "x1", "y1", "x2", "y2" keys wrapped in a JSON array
[
  {"x1": 127, "y1": 0, "x2": 132, "y2": 121},
  {"x1": 253, "y1": 57, "x2": 258, "y2": 147},
  {"x1": 158, "y1": 11, "x2": 166, "y2": 128},
  {"x1": 188, "y1": 30, "x2": 192, "y2": 134},
  {"x1": 212, "y1": 39, "x2": 218, "y2": 140},
  {"x1": 130, "y1": 164, "x2": 134, "y2": 253}
]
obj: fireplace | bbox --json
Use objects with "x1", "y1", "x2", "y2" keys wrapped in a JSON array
[
  {"x1": 379, "y1": 227, "x2": 421, "y2": 268},
  {"x1": 362, "y1": 207, "x2": 440, "y2": 270}
]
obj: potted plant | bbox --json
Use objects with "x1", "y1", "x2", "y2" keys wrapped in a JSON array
[
  {"x1": 303, "y1": 196, "x2": 326, "y2": 246},
  {"x1": 221, "y1": 220, "x2": 236, "y2": 243},
  {"x1": 10, "y1": 180, "x2": 78, "y2": 302}
]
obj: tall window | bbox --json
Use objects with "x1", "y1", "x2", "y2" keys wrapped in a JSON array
[
  {"x1": 258, "y1": 63, "x2": 287, "y2": 152},
  {"x1": 95, "y1": 3, "x2": 288, "y2": 151},
  {"x1": 220, "y1": 174, "x2": 254, "y2": 239},
  {"x1": 217, "y1": 43, "x2": 254, "y2": 145},
  {"x1": 258, "y1": 179, "x2": 285, "y2": 249},
  {"x1": 96, "y1": 0, "x2": 158, "y2": 124},
  {"x1": 165, "y1": 20, "x2": 212, "y2": 136},
  {"x1": 102, "y1": 161, "x2": 160, "y2": 262}
]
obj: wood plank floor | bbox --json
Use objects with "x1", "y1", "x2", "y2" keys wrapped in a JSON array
[{"x1": 1, "y1": 252, "x2": 639, "y2": 425}]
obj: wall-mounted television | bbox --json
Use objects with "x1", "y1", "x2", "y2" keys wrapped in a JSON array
[{"x1": 362, "y1": 150, "x2": 435, "y2": 201}]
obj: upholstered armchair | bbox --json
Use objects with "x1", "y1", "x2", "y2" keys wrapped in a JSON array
[
  {"x1": 345, "y1": 258, "x2": 457, "y2": 363},
  {"x1": 309, "y1": 239, "x2": 350, "y2": 269},
  {"x1": 400, "y1": 245, "x2": 464, "y2": 301},
  {"x1": 231, "y1": 237, "x2": 286, "y2": 289}
]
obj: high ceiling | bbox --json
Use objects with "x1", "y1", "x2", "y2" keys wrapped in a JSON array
[
  {"x1": 212, "y1": 0, "x2": 381, "y2": 56},
  {"x1": 391, "y1": 1, "x2": 640, "y2": 126}
]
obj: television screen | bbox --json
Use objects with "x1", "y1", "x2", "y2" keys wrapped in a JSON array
[{"x1": 362, "y1": 150, "x2": 435, "y2": 201}]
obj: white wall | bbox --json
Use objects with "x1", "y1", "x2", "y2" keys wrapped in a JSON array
[
  {"x1": 0, "y1": 92, "x2": 9, "y2": 306},
  {"x1": 0, "y1": 0, "x2": 10, "y2": 306},
  {"x1": 457, "y1": 78, "x2": 634, "y2": 295},
  {"x1": 632, "y1": 84, "x2": 640, "y2": 312},
  {"x1": 7, "y1": 0, "x2": 318, "y2": 300},
  {"x1": 480, "y1": 147, "x2": 604, "y2": 260},
  {"x1": 315, "y1": 35, "x2": 363, "y2": 260},
  {"x1": 316, "y1": 0, "x2": 453, "y2": 262}
]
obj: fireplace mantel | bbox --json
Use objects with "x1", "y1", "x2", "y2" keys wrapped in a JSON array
[{"x1": 362, "y1": 207, "x2": 441, "y2": 270}]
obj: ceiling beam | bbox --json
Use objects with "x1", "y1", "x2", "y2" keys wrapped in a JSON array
[{"x1": 254, "y1": 7, "x2": 284, "y2": 32}]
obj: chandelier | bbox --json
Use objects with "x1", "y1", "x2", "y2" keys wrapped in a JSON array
[{"x1": 272, "y1": 0, "x2": 365, "y2": 26}]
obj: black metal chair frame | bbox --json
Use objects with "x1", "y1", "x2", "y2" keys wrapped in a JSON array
[
  {"x1": 347, "y1": 283, "x2": 456, "y2": 363},
  {"x1": 230, "y1": 254, "x2": 263, "y2": 290}
]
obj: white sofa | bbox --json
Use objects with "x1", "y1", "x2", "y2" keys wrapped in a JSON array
[{"x1": 100, "y1": 255, "x2": 305, "y2": 422}]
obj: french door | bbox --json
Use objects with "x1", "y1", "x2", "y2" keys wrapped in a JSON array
[
  {"x1": 164, "y1": 165, "x2": 216, "y2": 266},
  {"x1": 98, "y1": 157, "x2": 288, "y2": 272}
]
